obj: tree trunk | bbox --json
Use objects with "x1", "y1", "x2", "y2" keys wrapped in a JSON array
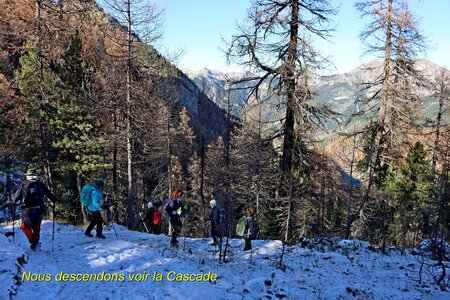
[
  {"x1": 166, "y1": 105, "x2": 173, "y2": 236},
  {"x1": 432, "y1": 71, "x2": 446, "y2": 172},
  {"x1": 35, "y1": 0, "x2": 54, "y2": 194},
  {"x1": 126, "y1": 0, "x2": 135, "y2": 228},
  {"x1": 200, "y1": 132, "x2": 206, "y2": 237},
  {"x1": 280, "y1": 0, "x2": 299, "y2": 183},
  {"x1": 345, "y1": 132, "x2": 357, "y2": 238},
  {"x1": 350, "y1": 0, "x2": 393, "y2": 227}
]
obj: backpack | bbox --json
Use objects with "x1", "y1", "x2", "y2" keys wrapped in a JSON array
[
  {"x1": 236, "y1": 216, "x2": 248, "y2": 237},
  {"x1": 153, "y1": 210, "x2": 162, "y2": 226},
  {"x1": 218, "y1": 206, "x2": 227, "y2": 224},
  {"x1": 23, "y1": 181, "x2": 43, "y2": 207},
  {"x1": 248, "y1": 218, "x2": 260, "y2": 240},
  {"x1": 80, "y1": 184, "x2": 94, "y2": 207}
]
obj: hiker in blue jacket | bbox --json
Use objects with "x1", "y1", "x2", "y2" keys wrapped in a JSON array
[{"x1": 84, "y1": 180, "x2": 107, "y2": 239}]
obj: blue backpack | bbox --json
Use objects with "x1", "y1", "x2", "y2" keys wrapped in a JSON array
[{"x1": 80, "y1": 184, "x2": 94, "y2": 207}]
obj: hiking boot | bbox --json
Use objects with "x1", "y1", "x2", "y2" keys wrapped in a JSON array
[
  {"x1": 30, "y1": 240, "x2": 40, "y2": 251},
  {"x1": 96, "y1": 233, "x2": 106, "y2": 239},
  {"x1": 84, "y1": 232, "x2": 93, "y2": 237}
]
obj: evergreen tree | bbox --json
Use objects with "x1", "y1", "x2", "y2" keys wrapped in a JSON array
[
  {"x1": 225, "y1": 0, "x2": 337, "y2": 186},
  {"x1": 349, "y1": 0, "x2": 428, "y2": 234},
  {"x1": 51, "y1": 31, "x2": 106, "y2": 223},
  {"x1": 187, "y1": 151, "x2": 206, "y2": 237},
  {"x1": 230, "y1": 98, "x2": 277, "y2": 238},
  {"x1": 14, "y1": 44, "x2": 57, "y2": 170},
  {"x1": 384, "y1": 142, "x2": 436, "y2": 246}
]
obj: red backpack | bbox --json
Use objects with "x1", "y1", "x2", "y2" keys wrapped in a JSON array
[{"x1": 153, "y1": 210, "x2": 161, "y2": 226}]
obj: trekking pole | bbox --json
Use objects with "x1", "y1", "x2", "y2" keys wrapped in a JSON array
[
  {"x1": 110, "y1": 219, "x2": 118, "y2": 239},
  {"x1": 52, "y1": 201, "x2": 56, "y2": 252},
  {"x1": 183, "y1": 211, "x2": 189, "y2": 251},
  {"x1": 12, "y1": 201, "x2": 16, "y2": 243},
  {"x1": 108, "y1": 207, "x2": 119, "y2": 240}
]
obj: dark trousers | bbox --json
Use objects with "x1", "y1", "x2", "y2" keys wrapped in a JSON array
[
  {"x1": 170, "y1": 219, "x2": 182, "y2": 244},
  {"x1": 149, "y1": 224, "x2": 160, "y2": 234},
  {"x1": 211, "y1": 224, "x2": 222, "y2": 245},
  {"x1": 86, "y1": 210, "x2": 103, "y2": 235},
  {"x1": 244, "y1": 238, "x2": 252, "y2": 251}
]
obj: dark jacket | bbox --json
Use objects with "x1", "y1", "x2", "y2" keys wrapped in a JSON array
[
  {"x1": 208, "y1": 206, "x2": 220, "y2": 225},
  {"x1": 13, "y1": 179, "x2": 57, "y2": 209},
  {"x1": 245, "y1": 215, "x2": 259, "y2": 240},
  {"x1": 208, "y1": 206, "x2": 222, "y2": 237},
  {"x1": 13, "y1": 179, "x2": 57, "y2": 225},
  {"x1": 165, "y1": 198, "x2": 183, "y2": 222},
  {"x1": 143, "y1": 207, "x2": 157, "y2": 224}
]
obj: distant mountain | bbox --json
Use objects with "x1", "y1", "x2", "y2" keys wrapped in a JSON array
[
  {"x1": 184, "y1": 60, "x2": 449, "y2": 127},
  {"x1": 182, "y1": 68, "x2": 255, "y2": 117}
]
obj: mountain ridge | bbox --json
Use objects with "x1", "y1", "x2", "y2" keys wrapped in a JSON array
[{"x1": 184, "y1": 59, "x2": 449, "y2": 119}]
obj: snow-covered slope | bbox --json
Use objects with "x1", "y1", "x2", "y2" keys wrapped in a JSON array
[{"x1": 1, "y1": 221, "x2": 448, "y2": 299}]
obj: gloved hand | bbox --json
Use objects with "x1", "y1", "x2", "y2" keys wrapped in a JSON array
[{"x1": 101, "y1": 204, "x2": 109, "y2": 210}]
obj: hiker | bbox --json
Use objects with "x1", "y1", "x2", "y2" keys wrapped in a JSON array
[
  {"x1": 207, "y1": 199, "x2": 222, "y2": 246},
  {"x1": 242, "y1": 207, "x2": 259, "y2": 251},
  {"x1": 165, "y1": 189, "x2": 187, "y2": 247},
  {"x1": 141, "y1": 201, "x2": 162, "y2": 234},
  {"x1": 82, "y1": 179, "x2": 107, "y2": 239},
  {"x1": 12, "y1": 168, "x2": 58, "y2": 251}
]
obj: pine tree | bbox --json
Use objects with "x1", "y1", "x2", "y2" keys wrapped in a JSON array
[
  {"x1": 14, "y1": 44, "x2": 57, "y2": 170},
  {"x1": 51, "y1": 31, "x2": 106, "y2": 223},
  {"x1": 230, "y1": 97, "x2": 277, "y2": 238},
  {"x1": 384, "y1": 142, "x2": 436, "y2": 246},
  {"x1": 102, "y1": 0, "x2": 164, "y2": 228},
  {"x1": 187, "y1": 151, "x2": 207, "y2": 236},
  {"x1": 225, "y1": 0, "x2": 337, "y2": 185},
  {"x1": 349, "y1": 0, "x2": 428, "y2": 234}
]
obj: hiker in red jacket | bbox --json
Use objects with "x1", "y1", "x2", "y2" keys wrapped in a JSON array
[{"x1": 142, "y1": 202, "x2": 162, "y2": 234}]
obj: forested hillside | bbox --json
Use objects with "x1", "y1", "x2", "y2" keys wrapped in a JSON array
[{"x1": 0, "y1": 0, "x2": 235, "y2": 228}]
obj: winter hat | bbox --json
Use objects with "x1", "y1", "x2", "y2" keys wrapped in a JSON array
[
  {"x1": 94, "y1": 179, "x2": 105, "y2": 189},
  {"x1": 26, "y1": 168, "x2": 38, "y2": 180},
  {"x1": 147, "y1": 202, "x2": 153, "y2": 209},
  {"x1": 210, "y1": 199, "x2": 217, "y2": 208}
]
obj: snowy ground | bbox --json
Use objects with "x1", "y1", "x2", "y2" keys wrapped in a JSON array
[{"x1": 0, "y1": 221, "x2": 448, "y2": 300}]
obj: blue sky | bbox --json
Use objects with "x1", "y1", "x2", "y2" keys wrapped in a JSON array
[{"x1": 157, "y1": 0, "x2": 450, "y2": 73}]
